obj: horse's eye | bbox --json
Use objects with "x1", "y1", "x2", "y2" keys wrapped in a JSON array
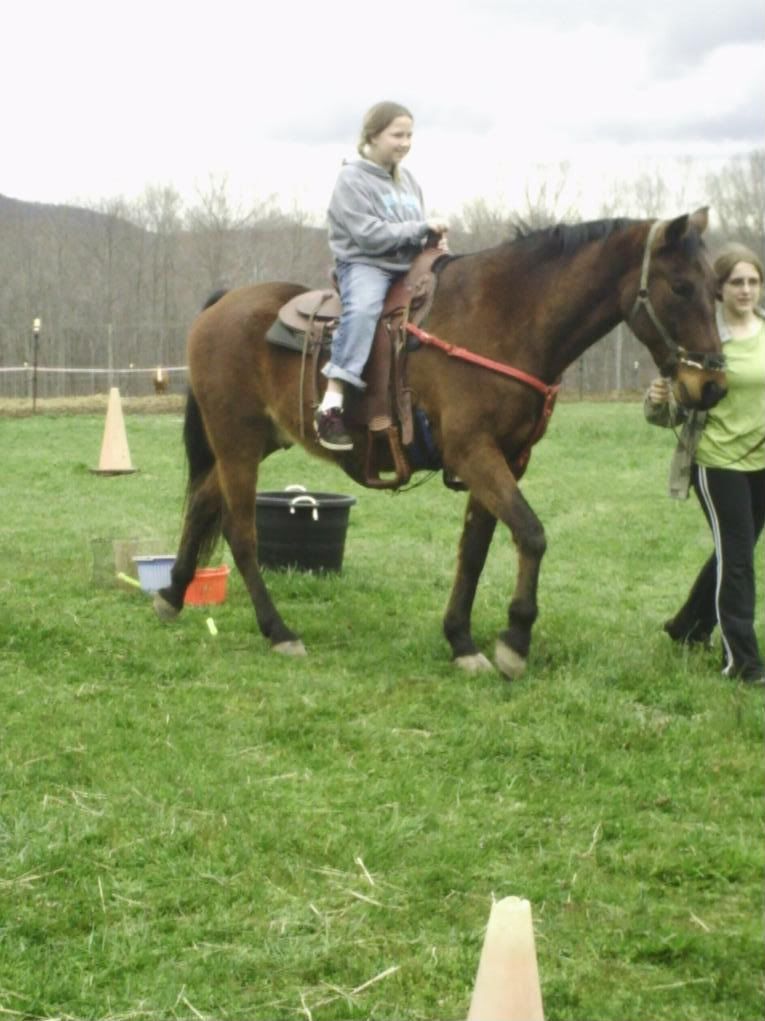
[{"x1": 672, "y1": 280, "x2": 694, "y2": 298}]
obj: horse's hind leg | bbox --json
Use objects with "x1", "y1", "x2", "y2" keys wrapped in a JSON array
[
  {"x1": 216, "y1": 448, "x2": 305, "y2": 655},
  {"x1": 444, "y1": 495, "x2": 498, "y2": 673},
  {"x1": 153, "y1": 469, "x2": 223, "y2": 621}
]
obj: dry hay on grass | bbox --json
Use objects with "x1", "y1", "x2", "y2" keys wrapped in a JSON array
[{"x1": 0, "y1": 394, "x2": 186, "y2": 417}]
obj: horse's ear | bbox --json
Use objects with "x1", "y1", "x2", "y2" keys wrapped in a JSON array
[
  {"x1": 689, "y1": 207, "x2": 709, "y2": 233},
  {"x1": 663, "y1": 208, "x2": 709, "y2": 248}
]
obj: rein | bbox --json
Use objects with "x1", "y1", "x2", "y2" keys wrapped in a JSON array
[
  {"x1": 405, "y1": 321, "x2": 560, "y2": 476},
  {"x1": 405, "y1": 322, "x2": 559, "y2": 401},
  {"x1": 629, "y1": 219, "x2": 725, "y2": 374}
]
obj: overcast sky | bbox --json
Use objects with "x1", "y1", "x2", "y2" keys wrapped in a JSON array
[{"x1": 4, "y1": 0, "x2": 763, "y2": 220}]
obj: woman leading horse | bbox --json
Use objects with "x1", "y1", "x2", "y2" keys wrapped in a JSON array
[{"x1": 154, "y1": 209, "x2": 726, "y2": 680}]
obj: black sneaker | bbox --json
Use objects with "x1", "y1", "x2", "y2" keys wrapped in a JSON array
[
  {"x1": 731, "y1": 665, "x2": 765, "y2": 687},
  {"x1": 314, "y1": 407, "x2": 353, "y2": 451},
  {"x1": 663, "y1": 617, "x2": 712, "y2": 649},
  {"x1": 743, "y1": 671, "x2": 765, "y2": 687}
]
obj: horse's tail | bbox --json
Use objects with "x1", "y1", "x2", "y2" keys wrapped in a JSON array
[
  {"x1": 181, "y1": 287, "x2": 229, "y2": 561},
  {"x1": 181, "y1": 390, "x2": 222, "y2": 562},
  {"x1": 201, "y1": 287, "x2": 228, "y2": 310}
]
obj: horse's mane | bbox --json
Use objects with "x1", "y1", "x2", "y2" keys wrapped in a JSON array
[
  {"x1": 509, "y1": 217, "x2": 637, "y2": 258},
  {"x1": 510, "y1": 215, "x2": 707, "y2": 262},
  {"x1": 437, "y1": 213, "x2": 706, "y2": 273},
  {"x1": 438, "y1": 217, "x2": 638, "y2": 270}
]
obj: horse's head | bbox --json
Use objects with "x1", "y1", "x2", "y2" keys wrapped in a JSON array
[{"x1": 626, "y1": 208, "x2": 727, "y2": 410}]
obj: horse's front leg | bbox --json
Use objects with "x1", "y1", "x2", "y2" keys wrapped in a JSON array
[
  {"x1": 451, "y1": 444, "x2": 547, "y2": 680},
  {"x1": 443, "y1": 495, "x2": 497, "y2": 673}
]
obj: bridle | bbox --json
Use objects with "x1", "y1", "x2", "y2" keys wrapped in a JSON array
[{"x1": 629, "y1": 219, "x2": 725, "y2": 375}]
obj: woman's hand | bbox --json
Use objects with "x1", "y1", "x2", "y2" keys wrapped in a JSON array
[{"x1": 648, "y1": 377, "x2": 671, "y2": 404}]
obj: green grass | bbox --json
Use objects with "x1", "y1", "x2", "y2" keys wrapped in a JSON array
[{"x1": 1, "y1": 403, "x2": 763, "y2": 1020}]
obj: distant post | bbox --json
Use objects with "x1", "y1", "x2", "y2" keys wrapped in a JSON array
[
  {"x1": 32, "y1": 317, "x2": 41, "y2": 413},
  {"x1": 107, "y1": 322, "x2": 114, "y2": 390}
]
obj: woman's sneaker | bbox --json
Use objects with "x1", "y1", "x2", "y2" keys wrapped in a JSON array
[{"x1": 314, "y1": 407, "x2": 353, "y2": 451}]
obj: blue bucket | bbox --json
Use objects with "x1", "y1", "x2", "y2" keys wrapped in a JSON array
[{"x1": 133, "y1": 555, "x2": 175, "y2": 592}]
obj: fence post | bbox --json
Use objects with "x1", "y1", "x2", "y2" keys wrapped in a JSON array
[{"x1": 32, "y1": 318, "x2": 41, "y2": 413}]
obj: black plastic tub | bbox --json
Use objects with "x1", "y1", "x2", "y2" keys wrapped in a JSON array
[{"x1": 255, "y1": 489, "x2": 356, "y2": 573}]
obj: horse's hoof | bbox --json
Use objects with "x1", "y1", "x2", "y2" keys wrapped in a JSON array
[
  {"x1": 153, "y1": 592, "x2": 180, "y2": 623},
  {"x1": 494, "y1": 640, "x2": 526, "y2": 680},
  {"x1": 454, "y1": 652, "x2": 494, "y2": 674},
  {"x1": 272, "y1": 639, "x2": 307, "y2": 657}
]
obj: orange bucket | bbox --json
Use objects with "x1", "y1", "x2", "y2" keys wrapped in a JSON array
[{"x1": 184, "y1": 565, "x2": 230, "y2": 606}]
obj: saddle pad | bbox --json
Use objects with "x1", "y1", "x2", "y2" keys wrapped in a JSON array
[
  {"x1": 265, "y1": 317, "x2": 330, "y2": 353},
  {"x1": 295, "y1": 289, "x2": 342, "y2": 320}
]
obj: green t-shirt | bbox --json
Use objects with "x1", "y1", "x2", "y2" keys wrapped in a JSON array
[{"x1": 696, "y1": 322, "x2": 765, "y2": 471}]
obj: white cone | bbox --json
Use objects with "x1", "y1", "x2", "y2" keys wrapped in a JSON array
[
  {"x1": 467, "y1": 897, "x2": 544, "y2": 1021},
  {"x1": 92, "y1": 387, "x2": 135, "y2": 474}
]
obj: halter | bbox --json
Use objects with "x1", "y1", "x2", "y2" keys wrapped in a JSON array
[{"x1": 629, "y1": 219, "x2": 725, "y2": 374}]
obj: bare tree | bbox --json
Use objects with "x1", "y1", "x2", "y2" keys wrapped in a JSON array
[
  {"x1": 7, "y1": 151, "x2": 760, "y2": 401},
  {"x1": 519, "y1": 162, "x2": 580, "y2": 229},
  {"x1": 133, "y1": 185, "x2": 184, "y2": 366},
  {"x1": 185, "y1": 174, "x2": 272, "y2": 291},
  {"x1": 706, "y1": 150, "x2": 765, "y2": 255},
  {"x1": 450, "y1": 197, "x2": 513, "y2": 252}
]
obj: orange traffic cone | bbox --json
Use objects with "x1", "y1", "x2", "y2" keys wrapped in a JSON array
[
  {"x1": 467, "y1": 896, "x2": 544, "y2": 1021},
  {"x1": 90, "y1": 387, "x2": 136, "y2": 475}
]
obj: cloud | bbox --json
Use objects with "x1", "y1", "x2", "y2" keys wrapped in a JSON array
[
  {"x1": 472, "y1": 0, "x2": 763, "y2": 78},
  {"x1": 267, "y1": 108, "x2": 362, "y2": 145},
  {"x1": 1, "y1": 0, "x2": 763, "y2": 215},
  {"x1": 567, "y1": 38, "x2": 764, "y2": 150},
  {"x1": 644, "y1": 2, "x2": 764, "y2": 71},
  {"x1": 668, "y1": 106, "x2": 765, "y2": 146}
]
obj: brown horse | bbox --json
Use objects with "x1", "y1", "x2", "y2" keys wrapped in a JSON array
[{"x1": 154, "y1": 209, "x2": 726, "y2": 679}]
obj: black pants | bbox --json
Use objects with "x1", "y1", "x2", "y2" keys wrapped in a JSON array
[{"x1": 670, "y1": 465, "x2": 765, "y2": 677}]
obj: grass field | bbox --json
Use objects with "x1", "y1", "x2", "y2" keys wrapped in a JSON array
[{"x1": 1, "y1": 401, "x2": 763, "y2": 1021}]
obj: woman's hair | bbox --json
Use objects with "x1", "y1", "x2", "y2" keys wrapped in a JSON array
[
  {"x1": 713, "y1": 242, "x2": 764, "y2": 292},
  {"x1": 357, "y1": 101, "x2": 413, "y2": 179}
]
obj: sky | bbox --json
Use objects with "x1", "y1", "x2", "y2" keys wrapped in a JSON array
[{"x1": 3, "y1": 0, "x2": 764, "y2": 223}]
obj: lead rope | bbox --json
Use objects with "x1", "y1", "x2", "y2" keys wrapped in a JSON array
[
  {"x1": 298, "y1": 331, "x2": 312, "y2": 440},
  {"x1": 298, "y1": 303, "x2": 326, "y2": 440}
]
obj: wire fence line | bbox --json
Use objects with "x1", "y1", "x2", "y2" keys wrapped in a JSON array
[
  {"x1": 0, "y1": 364, "x2": 189, "y2": 400},
  {"x1": 0, "y1": 365, "x2": 188, "y2": 373},
  {"x1": 0, "y1": 319, "x2": 655, "y2": 402},
  {"x1": 0, "y1": 355, "x2": 652, "y2": 404}
]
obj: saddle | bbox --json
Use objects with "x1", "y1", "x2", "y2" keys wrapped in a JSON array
[{"x1": 269, "y1": 248, "x2": 443, "y2": 488}]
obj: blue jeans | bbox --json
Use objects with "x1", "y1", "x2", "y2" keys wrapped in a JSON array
[{"x1": 322, "y1": 261, "x2": 401, "y2": 390}]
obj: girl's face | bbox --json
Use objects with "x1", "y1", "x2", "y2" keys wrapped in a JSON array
[
  {"x1": 367, "y1": 116, "x2": 414, "y2": 171},
  {"x1": 721, "y1": 261, "x2": 763, "y2": 319}
]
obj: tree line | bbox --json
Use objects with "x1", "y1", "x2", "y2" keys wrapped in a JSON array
[{"x1": 0, "y1": 151, "x2": 762, "y2": 400}]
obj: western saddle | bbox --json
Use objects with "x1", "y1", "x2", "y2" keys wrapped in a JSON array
[{"x1": 268, "y1": 248, "x2": 443, "y2": 488}]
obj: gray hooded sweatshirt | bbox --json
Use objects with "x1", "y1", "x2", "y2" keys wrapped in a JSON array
[{"x1": 327, "y1": 158, "x2": 430, "y2": 272}]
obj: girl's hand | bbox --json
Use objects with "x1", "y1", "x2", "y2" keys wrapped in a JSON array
[
  {"x1": 426, "y1": 217, "x2": 449, "y2": 235},
  {"x1": 425, "y1": 218, "x2": 449, "y2": 252}
]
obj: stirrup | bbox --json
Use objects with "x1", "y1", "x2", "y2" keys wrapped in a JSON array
[{"x1": 364, "y1": 427, "x2": 412, "y2": 489}]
